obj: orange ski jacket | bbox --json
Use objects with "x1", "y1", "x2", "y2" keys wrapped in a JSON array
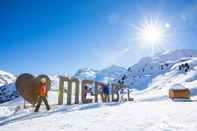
[{"x1": 39, "y1": 83, "x2": 47, "y2": 96}]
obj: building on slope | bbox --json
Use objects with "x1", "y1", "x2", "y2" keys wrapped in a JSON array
[{"x1": 169, "y1": 84, "x2": 191, "y2": 100}]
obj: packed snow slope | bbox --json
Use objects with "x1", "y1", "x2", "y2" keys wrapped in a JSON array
[
  {"x1": 1, "y1": 100, "x2": 197, "y2": 131},
  {"x1": 122, "y1": 49, "x2": 197, "y2": 101}
]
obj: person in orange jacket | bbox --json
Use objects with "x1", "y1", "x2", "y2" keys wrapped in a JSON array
[{"x1": 34, "y1": 78, "x2": 50, "y2": 112}]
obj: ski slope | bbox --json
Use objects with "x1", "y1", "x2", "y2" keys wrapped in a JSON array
[
  {"x1": 0, "y1": 100, "x2": 197, "y2": 131},
  {"x1": 130, "y1": 57, "x2": 197, "y2": 101}
]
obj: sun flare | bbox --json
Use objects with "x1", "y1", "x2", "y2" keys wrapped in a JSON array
[
  {"x1": 142, "y1": 24, "x2": 163, "y2": 43},
  {"x1": 131, "y1": 17, "x2": 169, "y2": 46},
  {"x1": 130, "y1": 17, "x2": 171, "y2": 56}
]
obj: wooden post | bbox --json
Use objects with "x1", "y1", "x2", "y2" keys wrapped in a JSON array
[
  {"x1": 58, "y1": 77, "x2": 64, "y2": 105},
  {"x1": 127, "y1": 88, "x2": 129, "y2": 100},
  {"x1": 71, "y1": 78, "x2": 80, "y2": 104},
  {"x1": 75, "y1": 82, "x2": 79, "y2": 104},
  {"x1": 117, "y1": 88, "x2": 119, "y2": 101},
  {"x1": 67, "y1": 81, "x2": 72, "y2": 105},
  {"x1": 58, "y1": 76, "x2": 72, "y2": 105},
  {"x1": 112, "y1": 85, "x2": 116, "y2": 101},
  {"x1": 112, "y1": 84, "x2": 119, "y2": 102},
  {"x1": 127, "y1": 88, "x2": 134, "y2": 101},
  {"x1": 95, "y1": 82, "x2": 98, "y2": 103},
  {"x1": 81, "y1": 81, "x2": 85, "y2": 103},
  {"x1": 23, "y1": 99, "x2": 26, "y2": 109}
]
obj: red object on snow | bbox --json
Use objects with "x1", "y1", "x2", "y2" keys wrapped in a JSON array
[{"x1": 39, "y1": 83, "x2": 47, "y2": 96}]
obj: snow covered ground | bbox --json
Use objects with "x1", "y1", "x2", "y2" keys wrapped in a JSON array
[
  {"x1": 0, "y1": 85, "x2": 197, "y2": 131},
  {"x1": 0, "y1": 100, "x2": 197, "y2": 131}
]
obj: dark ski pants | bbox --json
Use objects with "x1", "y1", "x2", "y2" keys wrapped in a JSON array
[{"x1": 34, "y1": 96, "x2": 50, "y2": 112}]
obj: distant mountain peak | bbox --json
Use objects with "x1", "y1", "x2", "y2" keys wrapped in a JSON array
[
  {"x1": 107, "y1": 64, "x2": 126, "y2": 70},
  {"x1": 0, "y1": 70, "x2": 17, "y2": 103},
  {"x1": 0, "y1": 70, "x2": 16, "y2": 86},
  {"x1": 122, "y1": 49, "x2": 197, "y2": 91},
  {"x1": 95, "y1": 65, "x2": 126, "y2": 83},
  {"x1": 74, "y1": 65, "x2": 126, "y2": 83},
  {"x1": 77, "y1": 68, "x2": 98, "y2": 73},
  {"x1": 74, "y1": 68, "x2": 98, "y2": 80}
]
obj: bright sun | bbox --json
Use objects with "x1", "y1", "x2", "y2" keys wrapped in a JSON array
[
  {"x1": 132, "y1": 18, "x2": 169, "y2": 45},
  {"x1": 130, "y1": 17, "x2": 170, "y2": 56},
  {"x1": 142, "y1": 24, "x2": 163, "y2": 43}
]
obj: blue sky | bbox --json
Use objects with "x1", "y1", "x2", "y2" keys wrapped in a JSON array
[{"x1": 1, "y1": 0, "x2": 197, "y2": 75}]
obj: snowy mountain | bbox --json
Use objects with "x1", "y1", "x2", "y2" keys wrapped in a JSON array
[
  {"x1": 1, "y1": 49, "x2": 197, "y2": 104},
  {"x1": 74, "y1": 68, "x2": 98, "y2": 80},
  {"x1": 0, "y1": 70, "x2": 16, "y2": 86},
  {"x1": 95, "y1": 65, "x2": 127, "y2": 83},
  {"x1": 74, "y1": 65, "x2": 127, "y2": 83},
  {"x1": 0, "y1": 70, "x2": 17, "y2": 103},
  {"x1": 122, "y1": 49, "x2": 197, "y2": 100}
]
